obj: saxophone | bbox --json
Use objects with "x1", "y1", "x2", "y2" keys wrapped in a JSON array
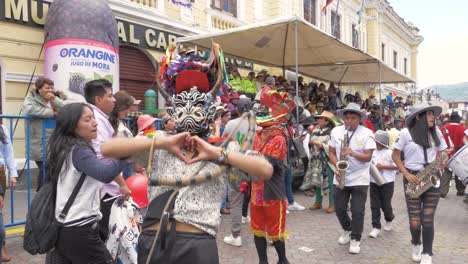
[
  {"x1": 405, "y1": 128, "x2": 453, "y2": 198},
  {"x1": 336, "y1": 129, "x2": 349, "y2": 189}
]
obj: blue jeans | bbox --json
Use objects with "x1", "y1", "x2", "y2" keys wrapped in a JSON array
[
  {"x1": 285, "y1": 167, "x2": 294, "y2": 204},
  {"x1": 122, "y1": 163, "x2": 134, "y2": 180},
  {"x1": 0, "y1": 211, "x2": 4, "y2": 264}
]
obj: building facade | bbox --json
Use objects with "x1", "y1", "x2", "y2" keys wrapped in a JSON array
[
  {"x1": 0, "y1": 0, "x2": 422, "y2": 156},
  {"x1": 365, "y1": 0, "x2": 423, "y2": 97}
]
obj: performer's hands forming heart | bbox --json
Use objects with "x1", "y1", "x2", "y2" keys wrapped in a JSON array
[
  {"x1": 160, "y1": 132, "x2": 192, "y2": 163},
  {"x1": 186, "y1": 136, "x2": 223, "y2": 164}
]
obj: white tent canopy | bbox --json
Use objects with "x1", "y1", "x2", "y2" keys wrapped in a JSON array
[{"x1": 178, "y1": 17, "x2": 414, "y2": 85}]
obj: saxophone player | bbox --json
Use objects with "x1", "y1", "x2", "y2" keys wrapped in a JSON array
[
  {"x1": 329, "y1": 103, "x2": 376, "y2": 254},
  {"x1": 392, "y1": 103, "x2": 448, "y2": 264}
]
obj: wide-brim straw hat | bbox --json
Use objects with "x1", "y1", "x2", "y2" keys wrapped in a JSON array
[
  {"x1": 337, "y1": 102, "x2": 367, "y2": 120},
  {"x1": 314, "y1": 111, "x2": 338, "y2": 127},
  {"x1": 405, "y1": 102, "x2": 442, "y2": 126}
]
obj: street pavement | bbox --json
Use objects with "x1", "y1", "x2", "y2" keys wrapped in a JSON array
[{"x1": 4, "y1": 173, "x2": 468, "y2": 263}]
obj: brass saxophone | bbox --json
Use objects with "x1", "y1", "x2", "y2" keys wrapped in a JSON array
[
  {"x1": 405, "y1": 128, "x2": 453, "y2": 198},
  {"x1": 336, "y1": 129, "x2": 349, "y2": 189}
]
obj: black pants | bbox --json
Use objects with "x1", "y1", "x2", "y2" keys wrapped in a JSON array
[
  {"x1": 455, "y1": 176, "x2": 466, "y2": 194},
  {"x1": 45, "y1": 222, "x2": 113, "y2": 264},
  {"x1": 439, "y1": 167, "x2": 451, "y2": 197},
  {"x1": 35, "y1": 161, "x2": 46, "y2": 192},
  {"x1": 404, "y1": 175, "x2": 440, "y2": 256},
  {"x1": 440, "y1": 167, "x2": 466, "y2": 196},
  {"x1": 333, "y1": 185, "x2": 368, "y2": 241},
  {"x1": 138, "y1": 230, "x2": 219, "y2": 264},
  {"x1": 370, "y1": 182, "x2": 395, "y2": 229},
  {"x1": 99, "y1": 193, "x2": 117, "y2": 241},
  {"x1": 242, "y1": 182, "x2": 251, "y2": 217}
]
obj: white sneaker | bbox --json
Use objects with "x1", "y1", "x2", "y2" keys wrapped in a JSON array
[
  {"x1": 223, "y1": 234, "x2": 242, "y2": 247},
  {"x1": 420, "y1": 253, "x2": 432, "y2": 264},
  {"x1": 349, "y1": 239, "x2": 361, "y2": 254},
  {"x1": 287, "y1": 201, "x2": 305, "y2": 211},
  {"x1": 411, "y1": 244, "x2": 422, "y2": 262},
  {"x1": 369, "y1": 228, "x2": 381, "y2": 238},
  {"x1": 337, "y1": 230, "x2": 352, "y2": 245},
  {"x1": 286, "y1": 209, "x2": 290, "y2": 214},
  {"x1": 383, "y1": 221, "x2": 393, "y2": 231},
  {"x1": 241, "y1": 216, "x2": 250, "y2": 224}
]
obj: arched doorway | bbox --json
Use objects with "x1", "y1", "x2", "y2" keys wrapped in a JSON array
[{"x1": 119, "y1": 45, "x2": 157, "y2": 109}]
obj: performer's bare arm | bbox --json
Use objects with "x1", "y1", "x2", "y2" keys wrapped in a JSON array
[{"x1": 101, "y1": 133, "x2": 273, "y2": 181}]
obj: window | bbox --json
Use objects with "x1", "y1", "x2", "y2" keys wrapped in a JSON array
[
  {"x1": 352, "y1": 24, "x2": 359, "y2": 48},
  {"x1": 449, "y1": 103, "x2": 458, "y2": 109},
  {"x1": 304, "y1": 0, "x2": 316, "y2": 25},
  {"x1": 381, "y1": 43, "x2": 385, "y2": 61},
  {"x1": 211, "y1": 0, "x2": 237, "y2": 17},
  {"x1": 393, "y1": 51, "x2": 398, "y2": 69},
  {"x1": 331, "y1": 11, "x2": 341, "y2": 39},
  {"x1": 404, "y1": 58, "x2": 408, "y2": 75}
]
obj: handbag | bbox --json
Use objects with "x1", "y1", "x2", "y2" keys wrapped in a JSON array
[{"x1": 23, "y1": 172, "x2": 86, "y2": 255}]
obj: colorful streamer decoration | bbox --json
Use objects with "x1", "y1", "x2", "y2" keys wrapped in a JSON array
[{"x1": 322, "y1": 0, "x2": 335, "y2": 15}]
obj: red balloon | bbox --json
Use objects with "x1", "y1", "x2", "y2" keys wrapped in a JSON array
[{"x1": 125, "y1": 174, "x2": 149, "y2": 208}]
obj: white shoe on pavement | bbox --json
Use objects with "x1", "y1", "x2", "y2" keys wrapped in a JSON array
[
  {"x1": 420, "y1": 253, "x2": 432, "y2": 264},
  {"x1": 349, "y1": 239, "x2": 361, "y2": 254},
  {"x1": 286, "y1": 209, "x2": 290, "y2": 214},
  {"x1": 337, "y1": 230, "x2": 352, "y2": 245},
  {"x1": 241, "y1": 216, "x2": 250, "y2": 224},
  {"x1": 369, "y1": 228, "x2": 381, "y2": 238},
  {"x1": 223, "y1": 234, "x2": 242, "y2": 247},
  {"x1": 287, "y1": 201, "x2": 305, "y2": 211},
  {"x1": 411, "y1": 244, "x2": 422, "y2": 262},
  {"x1": 383, "y1": 221, "x2": 393, "y2": 231}
]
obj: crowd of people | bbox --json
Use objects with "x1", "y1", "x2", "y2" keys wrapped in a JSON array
[{"x1": 0, "y1": 60, "x2": 466, "y2": 264}]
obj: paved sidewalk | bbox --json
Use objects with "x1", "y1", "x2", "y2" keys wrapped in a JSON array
[{"x1": 5, "y1": 174, "x2": 468, "y2": 263}]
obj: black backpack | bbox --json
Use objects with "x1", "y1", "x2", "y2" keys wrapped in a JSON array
[{"x1": 23, "y1": 173, "x2": 85, "y2": 255}]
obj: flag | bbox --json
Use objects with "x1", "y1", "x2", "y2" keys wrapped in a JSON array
[
  {"x1": 356, "y1": 0, "x2": 366, "y2": 25},
  {"x1": 322, "y1": 0, "x2": 335, "y2": 15}
]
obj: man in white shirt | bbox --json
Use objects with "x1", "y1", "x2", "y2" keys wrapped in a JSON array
[{"x1": 329, "y1": 103, "x2": 376, "y2": 254}]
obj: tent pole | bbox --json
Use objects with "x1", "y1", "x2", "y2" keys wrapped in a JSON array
[
  {"x1": 378, "y1": 61, "x2": 383, "y2": 128},
  {"x1": 294, "y1": 19, "x2": 300, "y2": 132}
]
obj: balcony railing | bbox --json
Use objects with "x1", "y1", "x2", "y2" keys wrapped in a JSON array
[
  {"x1": 128, "y1": 0, "x2": 156, "y2": 8},
  {"x1": 211, "y1": 16, "x2": 238, "y2": 30}
]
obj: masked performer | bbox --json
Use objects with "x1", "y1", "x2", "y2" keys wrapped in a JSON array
[
  {"x1": 250, "y1": 86, "x2": 294, "y2": 264},
  {"x1": 102, "y1": 44, "x2": 273, "y2": 264}
]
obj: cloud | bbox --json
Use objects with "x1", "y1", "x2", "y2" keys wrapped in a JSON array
[{"x1": 418, "y1": 36, "x2": 468, "y2": 88}]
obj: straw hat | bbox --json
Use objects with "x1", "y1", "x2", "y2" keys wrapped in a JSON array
[
  {"x1": 337, "y1": 103, "x2": 367, "y2": 120},
  {"x1": 314, "y1": 111, "x2": 337, "y2": 127},
  {"x1": 405, "y1": 102, "x2": 442, "y2": 126}
]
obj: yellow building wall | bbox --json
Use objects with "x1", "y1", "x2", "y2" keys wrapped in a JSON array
[
  {"x1": 410, "y1": 46, "x2": 418, "y2": 80},
  {"x1": 365, "y1": 9, "x2": 380, "y2": 58},
  {"x1": 0, "y1": 22, "x2": 46, "y2": 157}
]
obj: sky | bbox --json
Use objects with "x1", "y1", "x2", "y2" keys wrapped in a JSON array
[{"x1": 389, "y1": 0, "x2": 468, "y2": 88}]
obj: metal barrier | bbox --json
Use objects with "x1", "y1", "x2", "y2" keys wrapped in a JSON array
[
  {"x1": 124, "y1": 117, "x2": 163, "y2": 131},
  {"x1": 0, "y1": 115, "x2": 54, "y2": 228}
]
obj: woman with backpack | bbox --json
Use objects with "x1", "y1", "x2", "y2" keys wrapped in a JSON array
[{"x1": 44, "y1": 103, "x2": 130, "y2": 263}]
